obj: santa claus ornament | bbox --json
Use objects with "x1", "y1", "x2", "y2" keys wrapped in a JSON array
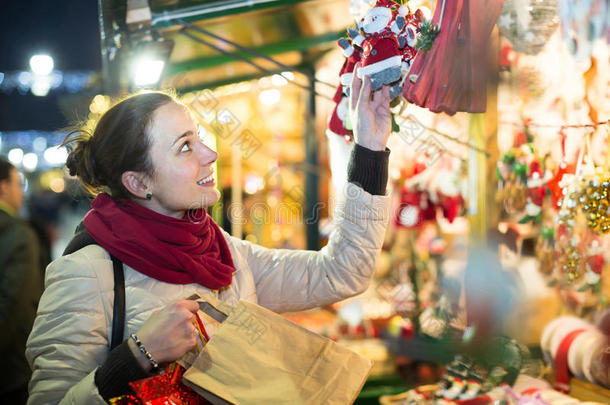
[
  {"x1": 327, "y1": 96, "x2": 352, "y2": 142},
  {"x1": 336, "y1": 38, "x2": 362, "y2": 97},
  {"x1": 327, "y1": 0, "x2": 425, "y2": 150},
  {"x1": 520, "y1": 160, "x2": 550, "y2": 224},
  {"x1": 355, "y1": 0, "x2": 422, "y2": 101}
]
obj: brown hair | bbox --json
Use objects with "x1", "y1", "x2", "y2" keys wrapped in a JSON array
[{"x1": 63, "y1": 91, "x2": 177, "y2": 198}]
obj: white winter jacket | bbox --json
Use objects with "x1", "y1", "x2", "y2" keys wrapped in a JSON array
[{"x1": 26, "y1": 183, "x2": 389, "y2": 405}]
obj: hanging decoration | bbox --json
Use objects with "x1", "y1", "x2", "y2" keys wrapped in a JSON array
[
  {"x1": 327, "y1": 0, "x2": 426, "y2": 141},
  {"x1": 497, "y1": 0, "x2": 560, "y2": 55},
  {"x1": 495, "y1": 125, "x2": 552, "y2": 223},
  {"x1": 395, "y1": 155, "x2": 466, "y2": 228},
  {"x1": 542, "y1": 131, "x2": 610, "y2": 304},
  {"x1": 402, "y1": 0, "x2": 504, "y2": 115}
]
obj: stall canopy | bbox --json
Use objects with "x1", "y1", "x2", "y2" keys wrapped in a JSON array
[{"x1": 99, "y1": 0, "x2": 353, "y2": 93}]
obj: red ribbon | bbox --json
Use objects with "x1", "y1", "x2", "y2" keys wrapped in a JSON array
[
  {"x1": 195, "y1": 312, "x2": 210, "y2": 342},
  {"x1": 554, "y1": 329, "x2": 586, "y2": 393}
]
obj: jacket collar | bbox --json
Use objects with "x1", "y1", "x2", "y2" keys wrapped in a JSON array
[{"x1": 0, "y1": 201, "x2": 16, "y2": 217}]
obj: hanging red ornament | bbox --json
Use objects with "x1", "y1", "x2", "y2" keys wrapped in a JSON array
[{"x1": 403, "y1": 0, "x2": 504, "y2": 115}]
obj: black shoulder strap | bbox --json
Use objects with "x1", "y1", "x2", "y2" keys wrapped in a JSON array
[
  {"x1": 110, "y1": 255, "x2": 125, "y2": 350},
  {"x1": 63, "y1": 222, "x2": 125, "y2": 350}
]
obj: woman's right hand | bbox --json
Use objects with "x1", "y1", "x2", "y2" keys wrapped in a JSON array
[
  {"x1": 128, "y1": 300, "x2": 199, "y2": 371},
  {"x1": 349, "y1": 63, "x2": 392, "y2": 152}
]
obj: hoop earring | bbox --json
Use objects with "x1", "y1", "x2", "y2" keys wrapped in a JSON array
[{"x1": 145, "y1": 193, "x2": 152, "y2": 200}]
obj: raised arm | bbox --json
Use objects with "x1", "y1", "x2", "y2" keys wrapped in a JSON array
[{"x1": 230, "y1": 64, "x2": 393, "y2": 313}]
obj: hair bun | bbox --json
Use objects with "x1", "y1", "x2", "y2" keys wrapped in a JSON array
[
  {"x1": 65, "y1": 147, "x2": 81, "y2": 177},
  {"x1": 62, "y1": 131, "x2": 103, "y2": 191}
]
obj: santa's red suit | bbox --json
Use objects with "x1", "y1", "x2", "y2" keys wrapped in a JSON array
[{"x1": 358, "y1": 36, "x2": 402, "y2": 78}]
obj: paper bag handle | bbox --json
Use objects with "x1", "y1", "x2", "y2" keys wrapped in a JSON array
[
  {"x1": 198, "y1": 301, "x2": 228, "y2": 323},
  {"x1": 186, "y1": 293, "x2": 230, "y2": 323}
]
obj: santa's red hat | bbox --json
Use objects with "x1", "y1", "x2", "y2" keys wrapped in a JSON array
[
  {"x1": 360, "y1": 0, "x2": 400, "y2": 32},
  {"x1": 372, "y1": 0, "x2": 410, "y2": 17},
  {"x1": 373, "y1": 0, "x2": 401, "y2": 13}
]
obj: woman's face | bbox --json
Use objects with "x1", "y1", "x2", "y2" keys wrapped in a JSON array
[{"x1": 145, "y1": 101, "x2": 219, "y2": 218}]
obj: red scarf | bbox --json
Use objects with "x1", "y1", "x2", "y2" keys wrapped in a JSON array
[{"x1": 83, "y1": 193, "x2": 234, "y2": 289}]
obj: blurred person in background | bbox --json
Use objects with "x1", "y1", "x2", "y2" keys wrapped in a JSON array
[{"x1": 0, "y1": 157, "x2": 43, "y2": 405}]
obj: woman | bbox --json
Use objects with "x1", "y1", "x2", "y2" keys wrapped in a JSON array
[{"x1": 26, "y1": 65, "x2": 392, "y2": 405}]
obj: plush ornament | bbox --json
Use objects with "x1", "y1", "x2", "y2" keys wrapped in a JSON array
[
  {"x1": 359, "y1": 36, "x2": 403, "y2": 89},
  {"x1": 327, "y1": 96, "x2": 352, "y2": 141},
  {"x1": 337, "y1": 38, "x2": 362, "y2": 96},
  {"x1": 333, "y1": 60, "x2": 348, "y2": 103},
  {"x1": 347, "y1": 27, "x2": 365, "y2": 50},
  {"x1": 357, "y1": 0, "x2": 407, "y2": 100},
  {"x1": 398, "y1": 4, "x2": 409, "y2": 17},
  {"x1": 360, "y1": 0, "x2": 398, "y2": 36},
  {"x1": 397, "y1": 16, "x2": 421, "y2": 76}
]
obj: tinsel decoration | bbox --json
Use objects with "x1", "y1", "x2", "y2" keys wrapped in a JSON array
[
  {"x1": 497, "y1": 0, "x2": 560, "y2": 55},
  {"x1": 414, "y1": 20, "x2": 440, "y2": 53}
]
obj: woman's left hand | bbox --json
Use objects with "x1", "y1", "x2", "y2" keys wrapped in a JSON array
[{"x1": 349, "y1": 63, "x2": 392, "y2": 151}]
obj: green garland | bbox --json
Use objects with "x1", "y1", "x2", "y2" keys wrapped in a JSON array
[{"x1": 415, "y1": 20, "x2": 440, "y2": 53}]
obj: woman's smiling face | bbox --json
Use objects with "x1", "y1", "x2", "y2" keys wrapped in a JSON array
[{"x1": 144, "y1": 101, "x2": 219, "y2": 218}]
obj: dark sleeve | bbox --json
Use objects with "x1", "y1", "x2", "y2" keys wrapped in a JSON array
[
  {"x1": 0, "y1": 223, "x2": 40, "y2": 349},
  {"x1": 94, "y1": 340, "x2": 153, "y2": 401},
  {"x1": 347, "y1": 143, "x2": 391, "y2": 196}
]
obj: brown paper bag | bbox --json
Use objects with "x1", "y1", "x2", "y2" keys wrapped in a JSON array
[{"x1": 182, "y1": 298, "x2": 373, "y2": 405}]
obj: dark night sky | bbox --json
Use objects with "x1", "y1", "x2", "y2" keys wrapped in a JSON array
[{"x1": 0, "y1": 0, "x2": 101, "y2": 131}]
